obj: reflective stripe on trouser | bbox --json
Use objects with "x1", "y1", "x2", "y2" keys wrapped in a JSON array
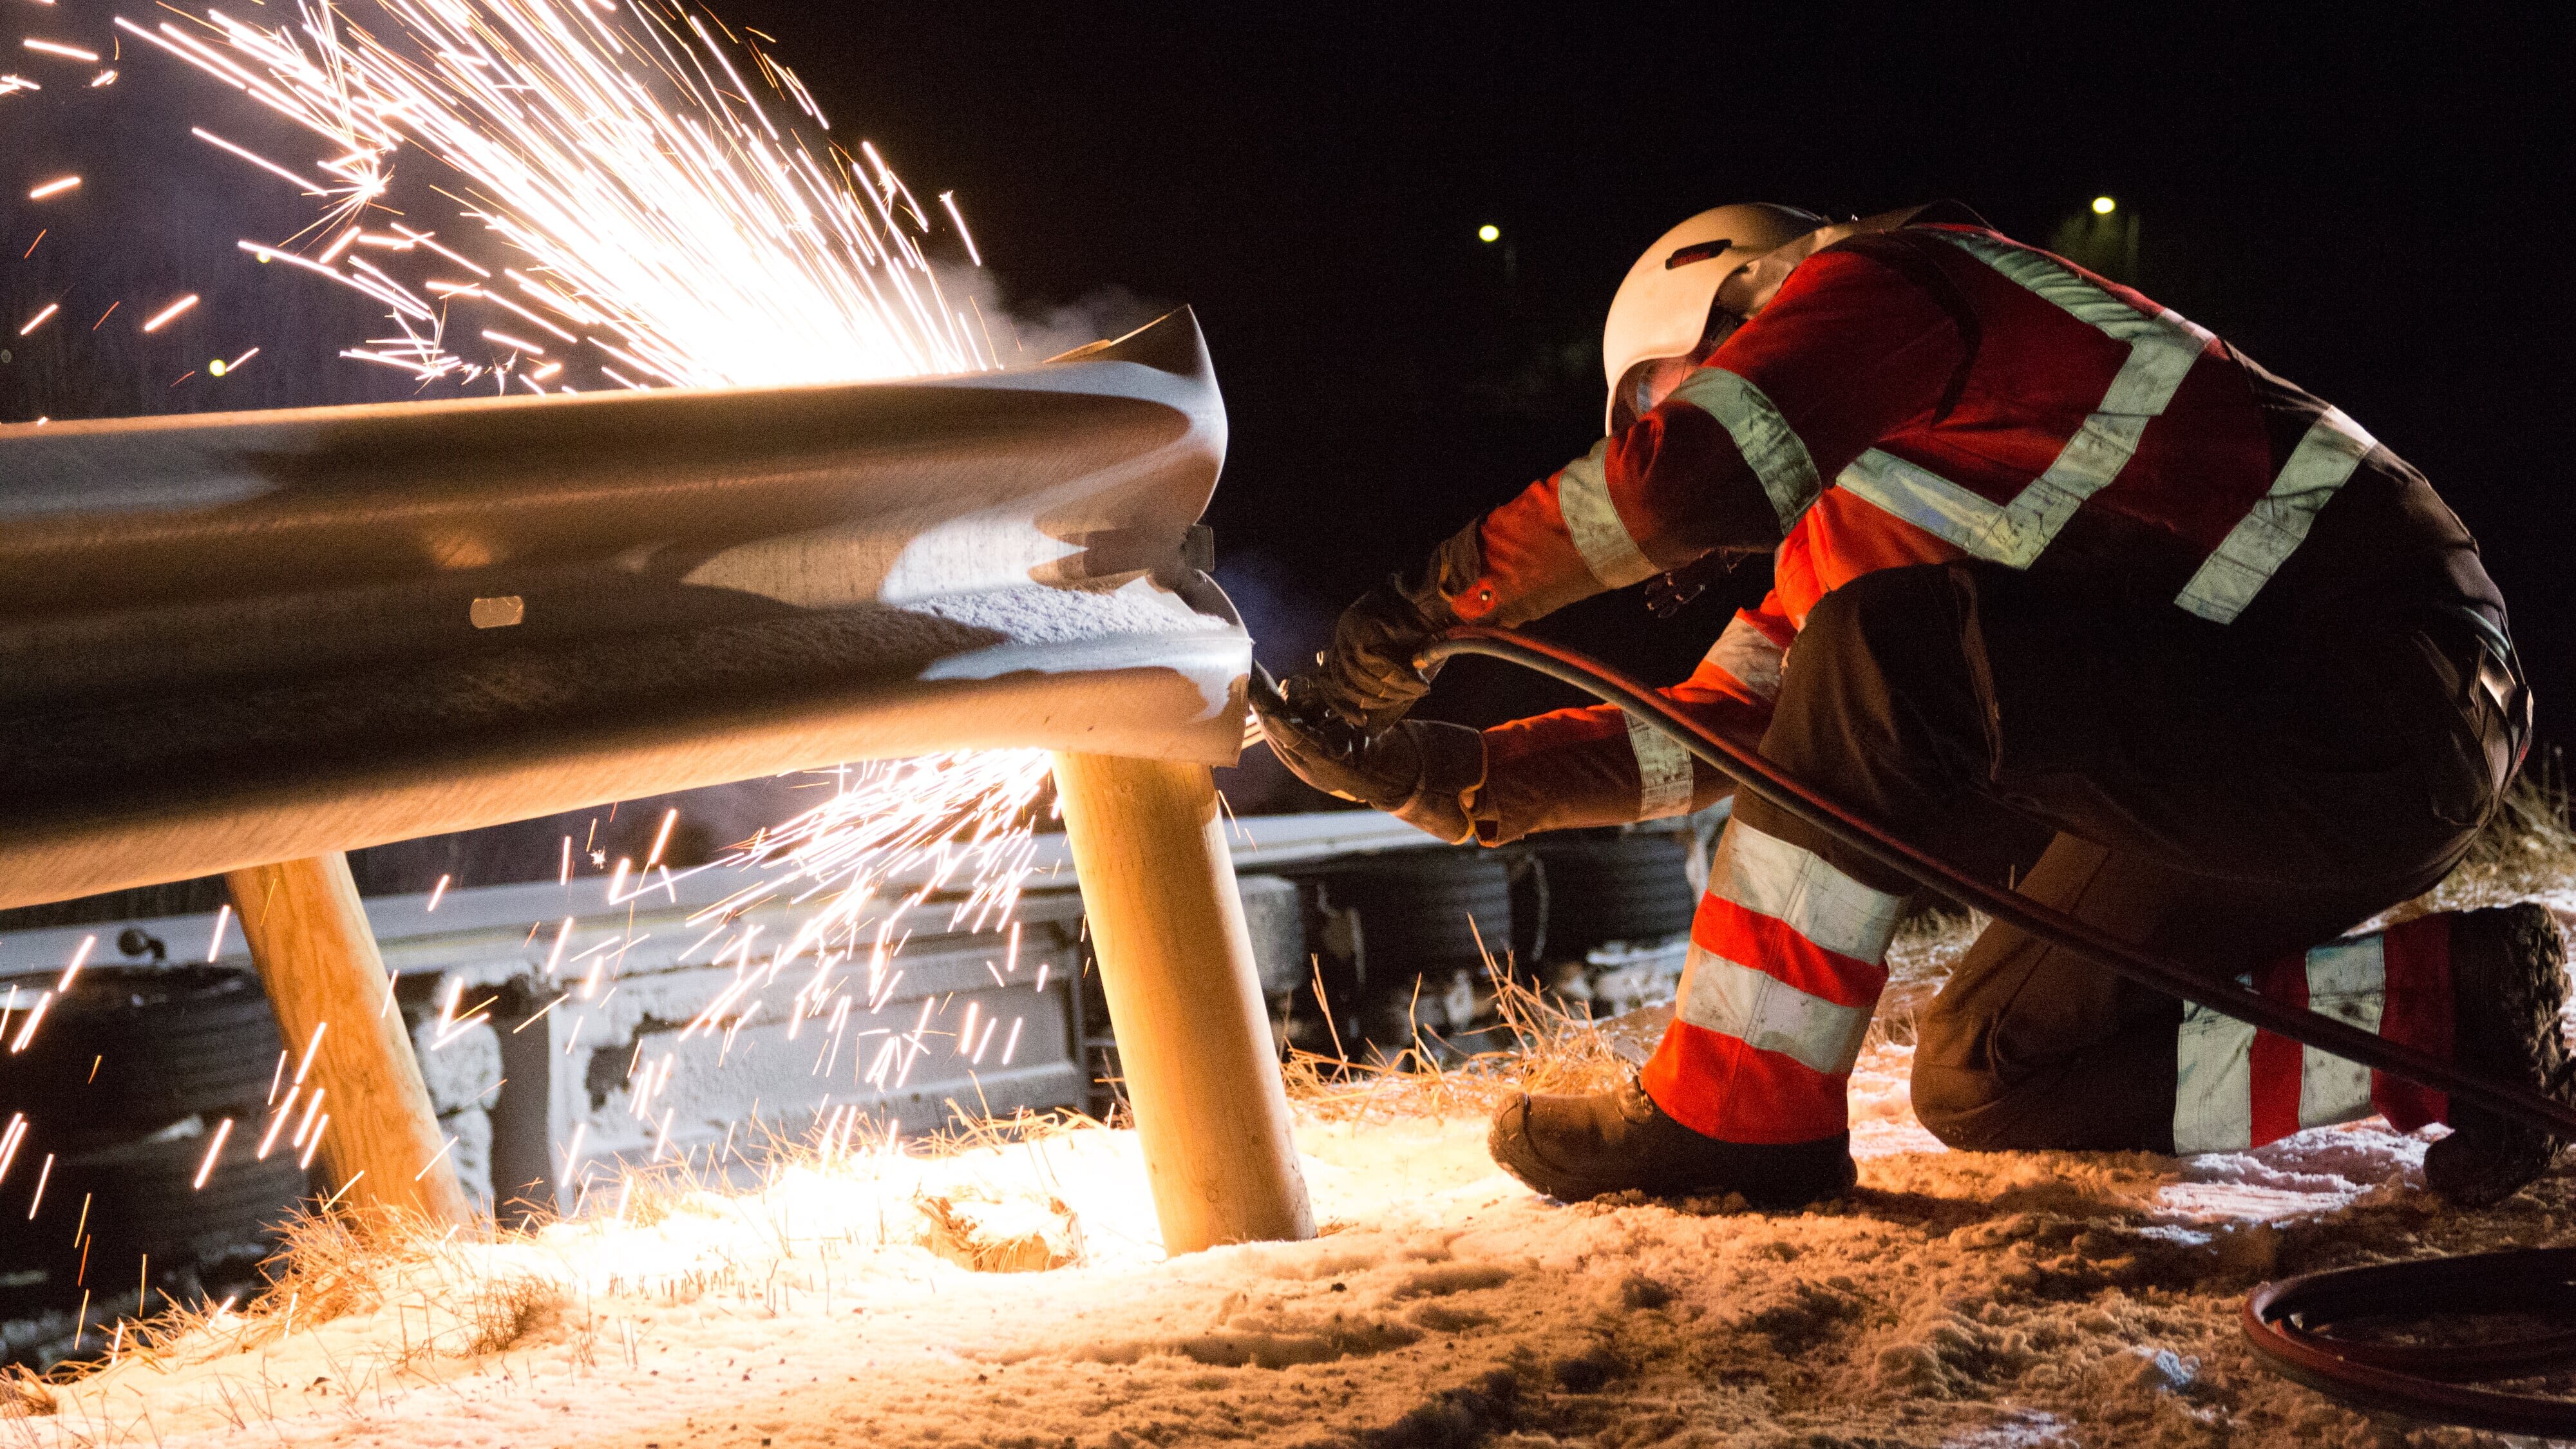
[
  {"x1": 2170, "y1": 912, "x2": 2456, "y2": 1153},
  {"x1": 1643, "y1": 817, "x2": 1908, "y2": 1142}
]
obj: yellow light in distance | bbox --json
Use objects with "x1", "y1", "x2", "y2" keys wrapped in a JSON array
[
  {"x1": 208, "y1": 358, "x2": 227, "y2": 376},
  {"x1": 1477, "y1": 223, "x2": 1500, "y2": 243},
  {"x1": 2091, "y1": 195, "x2": 2117, "y2": 215}
]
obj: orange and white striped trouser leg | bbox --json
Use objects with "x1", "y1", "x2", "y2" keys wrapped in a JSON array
[
  {"x1": 1642, "y1": 815, "x2": 1910, "y2": 1144},
  {"x1": 2170, "y1": 912, "x2": 2455, "y2": 1153}
]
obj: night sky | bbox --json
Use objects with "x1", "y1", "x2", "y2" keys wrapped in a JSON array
[
  {"x1": 5, "y1": 6, "x2": 2571, "y2": 814},
  {"x1": 729, "y1": 5, "x2": 2576, "y2": 804}
]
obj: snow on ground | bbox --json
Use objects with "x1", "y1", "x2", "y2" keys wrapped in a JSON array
[{"x1": 12, "y1": 1023, "x2": 2568, "y2": 1449}]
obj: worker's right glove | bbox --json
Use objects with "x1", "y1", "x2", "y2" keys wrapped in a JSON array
[
  {"x1": 1253, "y1": 673, "x2": 1485, "y2": 844},
  {"x1": 1309, "y1": 524, "x2": 1484, "y2": 732}
]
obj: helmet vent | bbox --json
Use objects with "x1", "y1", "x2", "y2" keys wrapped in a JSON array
[{"x1": 1663, "y1": 238, "x2": 1735, "y2": 270}]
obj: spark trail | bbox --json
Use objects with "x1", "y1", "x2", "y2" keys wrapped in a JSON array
[{"x1": 120, "y1": 0, "x2": 998, "y2": 390}]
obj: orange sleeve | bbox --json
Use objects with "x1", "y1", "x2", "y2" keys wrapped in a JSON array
[{"x1": 1468, "y1": 605, "x2": 1787, "y2": 845}]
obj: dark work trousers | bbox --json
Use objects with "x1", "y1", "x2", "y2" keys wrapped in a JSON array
[{"x1": 1732, "y1": 561, "x2": 2507, "y2": 1153}]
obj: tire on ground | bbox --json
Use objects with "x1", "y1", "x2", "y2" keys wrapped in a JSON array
[
  {"x1": 4, "y1": 1119, "x2": 311, "y2": 1293},
  {"x1": 6, "y1": 967, "x2": 287, "y2": 1152},
  {"x1": 1527, "y1": 832, "x2": 1698, "y2": 956},
  {"x1": 1313, "y1": 851, "x2": 1515, "y2": 980}
]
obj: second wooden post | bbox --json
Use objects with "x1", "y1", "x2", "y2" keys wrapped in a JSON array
[
  {"x1": 226, "y1": 853, "x2": 474, "y2": 1227},
  {"x1": 1050, "y1": 752, "x2": 1314, "y2": 1253}
]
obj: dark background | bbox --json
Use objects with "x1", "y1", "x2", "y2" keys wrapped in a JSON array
[
  {"x1": 6, "y1": 5, "x2": 2571, "y2": 815},
  {"x1": 735, "y1": 6, "x2": 2576, "y2": 809},
  {"x1": 717, "y1": 5, "x2": 2576, "y2": 808}
]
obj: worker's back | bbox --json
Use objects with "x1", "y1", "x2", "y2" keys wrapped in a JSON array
[{"x1": 1734, "y1": 222, "x2": 2501, "y2": 638}]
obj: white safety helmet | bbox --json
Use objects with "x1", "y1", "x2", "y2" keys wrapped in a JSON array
[{"x1": 1602, "y1": 203, "x2": 1827, "y2": 432}]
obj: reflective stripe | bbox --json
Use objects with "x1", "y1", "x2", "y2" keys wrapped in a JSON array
[
  {"x1": 1837, "y1": 448, "x2": 2032, "y2": 562},
  {"x1": 1667, "y1": 366, "x2": 1823, "y2": 531},
  {"x1": 1555, "y1": 437, "x2": 1658, "y2": 589},
  {"x1": 1624, "y1": 712, "x2": 1695, "y2": 820},
  {"x1": 1837, "y1": 234, "x2": 2215, "y2": 569},
  {"x1": 1938, "y1": 232, "x2": 2166, "y2": 341},
  {"x1": 2173, "y1": 934, "x2": 2390, "y2": 1153},
  {"x1": 2027, "y1": 309, "x2": 2210, "y2": 489},
  {"x1": 1709, "y1": 819, "x2": 1906, "y2": 965},
  {"x1": 2175, "y1": 408, "x2": 2378, "y2": 624},
  {"x1": 2297, "y1": 936, "x2": 2386, "y2": 1131},
  {"x1": 1676, "y1": 942, "x2": 1873, "y2": 1077},
  {"x1": 1704, "y1": 614, "x2": 1785, "y2": 703},
  {"x1": 2172, "y1": 1003, "x2": 2260, "y2": 1153}
]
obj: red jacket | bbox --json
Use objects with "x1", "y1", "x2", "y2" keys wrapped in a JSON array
[{"x1": 1457, "y1": 218, "x2": 2497, "y2": 844}]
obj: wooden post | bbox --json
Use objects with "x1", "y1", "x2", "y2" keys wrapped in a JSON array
[
  {"x1": 225, "y1": 853, "x2": 473, "y2": 1227},
  {"x1": 1050, "y1": 752, "x2": 1314, "y2": 1253}
]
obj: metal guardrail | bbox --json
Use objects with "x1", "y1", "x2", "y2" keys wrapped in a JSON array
[{"x1": 0, "y1": 310, "x2": 1249, "y2": 909}]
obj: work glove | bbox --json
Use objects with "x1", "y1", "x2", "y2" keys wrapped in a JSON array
[
  {"x1": 1252, "y1": 671, "x2": 1486, "y2": 844},
  {"x1": 1309, "y1": 524, "x2": 1484, "y2": 732}
]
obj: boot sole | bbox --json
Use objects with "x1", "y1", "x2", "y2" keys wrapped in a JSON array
[
  {"x1": 2427, "y1": 903, "x2": 2571, "y2": 1208},
  {"x1": 1487, "y1": 1104, "x2": 1859, "y2": 1209}
]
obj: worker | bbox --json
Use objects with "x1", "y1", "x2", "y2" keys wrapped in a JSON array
[{"x1": 1254, "y1": 202, "x2": 2562, "y2": 1210}]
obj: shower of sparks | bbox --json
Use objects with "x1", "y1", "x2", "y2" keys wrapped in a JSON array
[
  {"x1": 122, "y1": 0, "x2": 994, "y2": 390},
  {"x1": 690, "y1": 750, "x2": 1054, "y2": 1020},
  {"x1": 1, "y1": 1, "x2": 1099, "y2": 1316},
  {"x1": 103, "y1": 0, "x2": 1063, "y2": 1161}
]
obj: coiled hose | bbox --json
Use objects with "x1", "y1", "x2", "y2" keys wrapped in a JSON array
[{"x1": 1413, "y1": 624, "x2": 2576, "y2": 1432}]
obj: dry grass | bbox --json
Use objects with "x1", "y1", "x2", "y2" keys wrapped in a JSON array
[
  {"x1": 254, "y1": 1203, "x2": 444, "y2": 1333},
  {"x1": 0, "y1": 1365, "x2": 57, "y2": 1419},
  {"x1": 1281, "y1": 962, "x2": 1635, "y2": 1124},
  {"x1": 464, "y1": 1273, "x2": 570, "y2": 1356}
]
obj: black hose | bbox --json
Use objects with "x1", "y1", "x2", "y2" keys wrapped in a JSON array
[
  {"x1": 2242, "y1": 1252, "x2": 2576, "y2": 1434},
  {"x1": 1415, "y1": 625, "x2": 2576, "y2": 1140}
]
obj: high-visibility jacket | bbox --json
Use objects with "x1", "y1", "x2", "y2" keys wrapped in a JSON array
[{"x1": 1460, "y1": 214, "x2": 2501, "y2": 847}]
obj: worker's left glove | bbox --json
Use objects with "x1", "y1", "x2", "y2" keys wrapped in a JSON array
[
  {"x1": 1253, "y1": 674, "x2": 1485, "y2": 844},
  {"x1": 1309, "y1": 524, "x2": 1484, "y2": 732}
]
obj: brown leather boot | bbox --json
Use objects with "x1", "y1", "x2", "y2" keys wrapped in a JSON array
[
  {"x1": 2425, "y1": 903, "x2": 2575, "y2": 1208},
  {"x1": 1488, "y1": 1074, "x2": 1855, "y2": 1208}
]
